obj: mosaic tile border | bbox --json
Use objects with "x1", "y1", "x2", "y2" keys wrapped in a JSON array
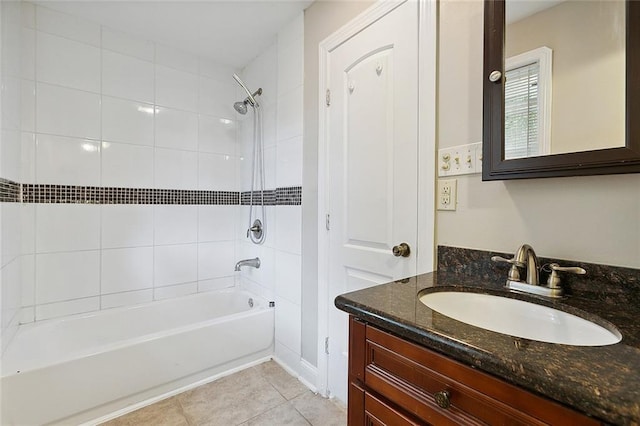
[
  {"x1": 0, "y1": 178, "x2": 20, "y2": 203},
  {"x1": 240, "y1": 187, "x2": 302, "y2": 206},
  {"x1": 0, "y1": 180, "x2": 301, "y2": 206},
  {"x1": 21, "y1": 185, "x2": 239, "y2": 205}
]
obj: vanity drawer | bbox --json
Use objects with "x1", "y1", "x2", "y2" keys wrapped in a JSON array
[
  {"x1": 364, "y1": 391, "x2": 421, "y2": 426},
  {"x1": 363, "y1": 324, "x2": 600, "y2": 426}
]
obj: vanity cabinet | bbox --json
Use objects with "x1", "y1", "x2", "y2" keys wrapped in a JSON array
[{"x1": 348, "y1": 316, "x2": 601, "y2": 426}]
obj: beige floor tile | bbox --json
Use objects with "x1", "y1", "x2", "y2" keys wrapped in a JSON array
[
  {"x1": 290, "y1": 391, "x2": 346, "y2": 426},
  {"x1": 242, "y1": 402, "x2": 311, "y2": 426},
  {"x1": 177, "y1": 367, "x2": 286, "y2": 426},
  {"x1": 253, "y1": 361, "x2": 308, "y2": 400},
  {"x1": 100, "y1": 396, "x2": 188, "y2": 426},
  {"x1": 104, "y1": 363, "x2": 345, "y2": 426}
]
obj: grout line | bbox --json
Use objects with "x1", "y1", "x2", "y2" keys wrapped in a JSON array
[{"x1": 99, "y1": 24, "x2": 104, "y2": 310}]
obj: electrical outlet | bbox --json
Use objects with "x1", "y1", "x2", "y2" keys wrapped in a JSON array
[{"x1": 437, "y1": 179, "x2": 457, "y2": 211}]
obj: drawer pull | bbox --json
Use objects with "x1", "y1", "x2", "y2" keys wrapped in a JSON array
[{"x1": 434, "y1": 390, "x2": 451, "y2": 409}]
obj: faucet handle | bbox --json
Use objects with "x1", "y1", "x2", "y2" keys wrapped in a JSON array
[
  {"x1": 546, "y1": 263, "x2": 586, "y2": 289},
  {"x1": 491, "y1": 256, "x2": 525, "y2": 268},
  {"x1": 491, "y1": 256, "x2": 525, "y2": 281}
]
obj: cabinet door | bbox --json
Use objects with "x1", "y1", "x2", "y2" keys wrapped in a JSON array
[{"x1": 364, "y1": 392, "x2": 422, "y2": 426}]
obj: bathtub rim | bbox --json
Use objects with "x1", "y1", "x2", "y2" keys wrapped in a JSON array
[{"x1": 1, "y1": 288, "x2": 271, "y2": 378}]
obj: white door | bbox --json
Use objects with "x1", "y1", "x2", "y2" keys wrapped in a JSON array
[{"x1": 325, "y1": 0, "x2": 418, "y2": 403}]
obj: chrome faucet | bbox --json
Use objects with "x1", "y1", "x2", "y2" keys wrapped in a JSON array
[
  {"x1": 234, "y1": 257, "x2": 261, "y2": 271},
  {"x1": 492, "y1": 244, "x2": 585, "y2": 298}
]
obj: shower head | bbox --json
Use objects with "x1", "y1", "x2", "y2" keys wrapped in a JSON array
[
  {"x1": 232, "y1": 73, "x2": 263, "y2": 115},
  {"x1": 234, "y1": 101, "x2": 248, "y2": 115}
]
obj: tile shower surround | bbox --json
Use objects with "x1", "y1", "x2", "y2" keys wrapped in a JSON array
[{"x1": 0, "y1": 178, "x2": 301, "y2": 206}]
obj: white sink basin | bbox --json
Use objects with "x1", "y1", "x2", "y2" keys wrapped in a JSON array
[{"x1": 419, "y1": 291, "x2": 622, "y2": 346}]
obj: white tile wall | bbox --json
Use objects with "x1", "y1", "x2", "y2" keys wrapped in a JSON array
[
  {"x1": 198, "y1": 206, "x2": 236, "y2": 242},
  {"x1": 36, "y1": 6, "x2": 101, "y2": 46},
  {"x1": 35, "y1": 250, "x2": 100, "y2": 304},
  {"x1": 102, "y1": 50, "x2": 155, "y2": 103},
  {"x1": 36, "y1": 83, "x2": 101, "y2": 139},
  {"x1": 101, "y1": 247, "x2": 153, "y2": 294},
  {"x1": 198, "y1": 276, "x2": 234, "y2": 292},
  {"x1": 198, "y1": 241, "x2": 235, "y2": 280},
  {"x1": 275, "y1": 296, "x2": 301, "y2": 353},
  {"x1": 11, "y1": 6, "x2": 304, "y2": 379},
  {"x1": 199, "y1": 77, "x2": 237, "y2": 118},
  {"x1": 198, "y1": 153, "x2": 237, "y2": 191},
  {"x1": 20, "y1": 133, "x2": 36, "y2": 184},
  {"x1": 35, "y1": 205, "x2": 101, "y2": 253},
  {"x1": 21, "y1": 80, "x2": 35, "y2": 132},
  {"x1": 275, "y1": 251, "x2": 302, "y2": 305},
  {"x1": 156, "y1": 44, "x2": 199, "y2": 74},
  {"x1": 16, "y1": 3, "x2": 241, "y2": 321},
  {"x1": 275, "y1": 206, "x2": 302, "y2": 255},
  {"x1": 102, "y1": 27, "x2": 154, "y2": 62},
  {"x1": 156, "y1": 66, "x2": 199, "y2": 112},
  {"x1": 154, "y1": 243, "x2": 198, "y2": 287},
  {"x1": 155, "y1": 282, "x2": 198, "y2": 300},
  {"x1": 101, "y1": 289, "x2": 153, "y2": 309},
  {"x1": 276, "y1": 86, "x2": 303, "y2": 142},
  {"x1": 154, "y1": 205, "x2": 198, "y2": 245},
  {"x1": 21, "y1": 28, "x2": 35, "y2": 80},
  {"x1": 36, "y1": 134, "x2": 101, "y2": 186},
  {"x1": 238, "y1": 13, "x2": 305, "y2": 377},
  {"x1": 36, "y1": 297, "x2": 100, "y2": 321},
  {"x1": 101, "y1": 205, "x2": 154, "y2": 249},
  {"x1": 155, "y1": 107, "x2": 198, "y2": 151},
  {"x1": 1, "y1": 0, "x2": 26, "y2": 350},
  {"x1": 198, "y1": 115, "x2": 236, "y2": 154},
  {"x1": 101, "y1": 142, "x2": 154, "y2": 188},
  {"x1": 36, "y1": 32, "x2": 101, "y2": 92},
  {"x1": 154, "y1": 148, "x2": 198, "y2": 189},
  {"x1": 276, "y1": 136, "x2": 303, "y2": 188},
  {"x1": 102, "y1": 97, "x2": 154, "y2": 146}
]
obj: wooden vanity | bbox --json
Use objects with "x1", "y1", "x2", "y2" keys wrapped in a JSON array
[{"x1": 347, "y1": 317, "x2": 600, "y2": 425}]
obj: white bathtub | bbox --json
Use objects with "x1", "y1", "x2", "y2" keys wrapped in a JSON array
[{"x1": 1, "y1": 289, "x2": 274, "y2": 425}]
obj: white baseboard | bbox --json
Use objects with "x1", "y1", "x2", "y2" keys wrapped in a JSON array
[{"x1": 273, "y1": 349, "x2": 319, "y2": 394}]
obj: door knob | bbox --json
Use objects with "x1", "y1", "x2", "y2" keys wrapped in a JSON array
[{"x1": 392, "y1": 243, "x2": 411, "y2": 257}]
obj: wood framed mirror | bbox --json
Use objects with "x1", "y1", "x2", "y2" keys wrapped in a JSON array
[{"x1": 483, "y1": 0, "x2": 640, "y2": 180}]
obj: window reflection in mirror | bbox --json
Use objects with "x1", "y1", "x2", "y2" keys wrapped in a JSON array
[{"x1": 505, "y1": 0, "x2": 625, "y2": 158}]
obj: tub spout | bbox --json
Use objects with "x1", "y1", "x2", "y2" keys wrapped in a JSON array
[{"x1": 235, "y1": 257, "x2": 260, "y2": 271}]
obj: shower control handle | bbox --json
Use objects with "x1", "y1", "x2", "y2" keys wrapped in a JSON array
[
  {"x1": 392, "y1": 243, "x2": 411, "y2": 258},
  {"x1": 247, "y1": 219, "x2": 264, "y2": 240}
]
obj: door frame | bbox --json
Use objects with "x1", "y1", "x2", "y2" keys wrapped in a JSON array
[{"x1": 317, "y1": 0, "x2": 437, "y2": 398}]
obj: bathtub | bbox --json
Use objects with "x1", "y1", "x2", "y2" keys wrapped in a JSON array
[{"x1": 1, "y1": 289, "x2": 274, "y2": 425}]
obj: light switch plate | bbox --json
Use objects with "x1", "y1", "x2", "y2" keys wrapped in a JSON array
[{"x1": 438, "y1": 142, "x2": 483, "y2": 176}]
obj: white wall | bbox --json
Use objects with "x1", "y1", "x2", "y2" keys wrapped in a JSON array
[
  {"x1": 0, "y1": 0, "x2": 24, "y2": 353},
  {"x1": 437, "y1": 0, "x2": 640, "y2": 269},
  {"x1": 237, "y1": 14, "x2": 306, "y2": 381},
  {"x1": 18, "y1": 2, "x2": 242, "y2": 322}
]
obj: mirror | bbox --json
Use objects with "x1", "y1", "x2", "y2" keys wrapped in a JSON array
[{"x1": 483, "y1": 0, "x2": 640, "y2": 179}]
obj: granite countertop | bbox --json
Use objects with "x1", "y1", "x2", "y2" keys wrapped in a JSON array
[{"x1": 334, "y1": 248, "x2": 640, "y2": 425}]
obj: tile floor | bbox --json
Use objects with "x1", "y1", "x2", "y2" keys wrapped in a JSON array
[{"x1": 102, "y1": 361, "x2": 346, "y2": 426}]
